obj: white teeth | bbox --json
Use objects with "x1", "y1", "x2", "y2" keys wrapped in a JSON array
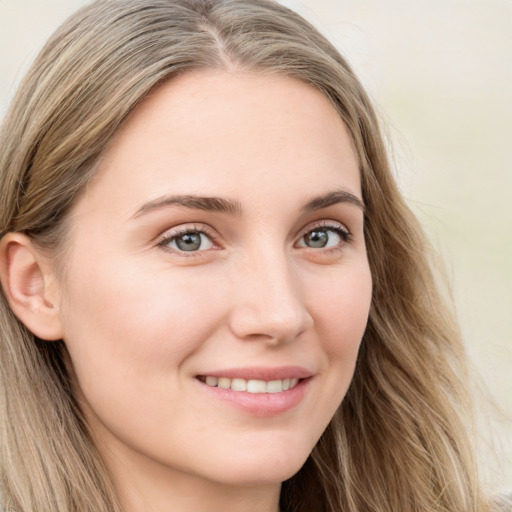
[
  {"x1": 247, "y1": 379, "x2": 267, "y2": 393},
  {"x1": 266, "y1": 379, "x2": 283, "y2": 393},
  {"x1": 205, "y1": 376, "x2": 218, "y2": 386},
  {"x1": 202, "y1": 376, "x2": 301, "y2": 393},
  {"x1": 218, "y1": 377, "x2": 231, "y2": 389},
  {"x1": 231, "y1": 378, "x2": 247, "y2": 392}
]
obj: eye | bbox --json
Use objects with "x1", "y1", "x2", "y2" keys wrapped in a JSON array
[
  {"x1": 296, "y1": 224, "x2": 350, "y2": 250},
  {"x1": 159, "y1": 228, "x2": 214, "y2": 253}
]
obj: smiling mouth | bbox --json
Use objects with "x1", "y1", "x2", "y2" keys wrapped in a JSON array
[{"x1": 197, "y1": 376, "x2": 301, "y2": 393}]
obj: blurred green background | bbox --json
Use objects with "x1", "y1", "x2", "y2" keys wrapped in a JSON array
[{"x1": 1, "y1": 0, "x2": 510, "y2": 489}]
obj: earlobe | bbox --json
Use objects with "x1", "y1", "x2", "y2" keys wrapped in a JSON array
[{"x1": 0, "y1": 233, "x2": 64, "y2": 341}]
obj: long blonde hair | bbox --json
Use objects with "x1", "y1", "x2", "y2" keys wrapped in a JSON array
[{"x1": 0, "y1": 1, "x2": 493, "y2": 511}]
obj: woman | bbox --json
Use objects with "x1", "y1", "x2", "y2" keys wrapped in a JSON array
[{"x1": 0, "y1": 1, "x2": 506, "y2": 511}]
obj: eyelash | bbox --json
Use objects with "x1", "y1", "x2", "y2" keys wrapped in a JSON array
[
  {"x1": 157, "y1": 221, "x2": 351, "y2": 255},
  {"x1": 157, "y1": 225, "x2": 218, "y2": 255},
  {"x1": 296, "y1": 222, "x2": 351, "y2": 251}
]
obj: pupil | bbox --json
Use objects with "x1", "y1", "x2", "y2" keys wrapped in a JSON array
[
  {"x1": 176, "y1": 233, "x2": 201, "y2": 251},
  {"x1": 306, "y1": 230, "x2": 328, "y2": 248}
]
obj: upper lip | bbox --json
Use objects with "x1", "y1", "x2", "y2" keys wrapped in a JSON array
[{"x1": 196, "y1": 366, "x2": 313, "y2": 381}]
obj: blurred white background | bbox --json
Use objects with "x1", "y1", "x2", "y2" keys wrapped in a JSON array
[{"x1": 1, "y1": 0, "x2": 511, "y2": 489}]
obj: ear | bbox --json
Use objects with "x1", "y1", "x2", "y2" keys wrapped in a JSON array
[{"x1": 0, "y1": 233, "x2": 64, "y2": 341}]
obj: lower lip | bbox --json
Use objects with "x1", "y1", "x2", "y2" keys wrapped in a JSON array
[{"x1": 196, "y1": 378, "x2": 311, "y2": 417}]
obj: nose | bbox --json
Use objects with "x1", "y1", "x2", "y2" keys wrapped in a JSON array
[{"x1": 228, "y1": 248, "x2": 313, "y2": 344}]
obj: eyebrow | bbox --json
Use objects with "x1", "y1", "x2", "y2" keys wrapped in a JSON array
[
  {"x1": 131, "y1": 189, "x2": 364, "y2": 219},
  {"x1": 132, "y1": 194, "x2": 243, "y2": 218},
  {"x1": 300, "y1": 190, "x2": 365, "y2": 213}
]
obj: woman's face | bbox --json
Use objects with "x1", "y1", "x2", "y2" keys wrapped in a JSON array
[{"x1": 55, "y1": 71, "x2": 372, "y2": 490}]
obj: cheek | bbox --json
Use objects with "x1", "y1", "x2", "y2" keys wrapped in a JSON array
[
  {"x1": 58, "y1": 257, "x2": 230, "y2": 452},
  {"x1": 58, "y1": 255, "x2": 226, "y2": 391},
  {"x1": 313, "y1": 262, "x2": 372, "y2": 357},
  {"x1": 304, "y1": 262, "x2": 372, "y2": 419},
  {"x1": 313, "y1": 262, "x2": 371, "y2": 399}
]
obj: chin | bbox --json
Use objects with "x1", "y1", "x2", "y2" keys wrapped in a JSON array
[{"x1": 201, "y1": 443, "x2": 312, "y2": 487}]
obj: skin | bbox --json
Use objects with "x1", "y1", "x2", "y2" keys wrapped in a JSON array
[{"x1": 39, "y1": 71, "x2": 372, "y2": 511}]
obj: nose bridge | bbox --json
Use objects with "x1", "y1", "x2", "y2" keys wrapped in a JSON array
[{"x1": 229, "y1": 240, "x2": 311, "y2": 342}]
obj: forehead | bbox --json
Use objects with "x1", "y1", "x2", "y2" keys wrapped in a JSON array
[{"x1": 76, "y1": 70, "x2": 361, "y2": 218}]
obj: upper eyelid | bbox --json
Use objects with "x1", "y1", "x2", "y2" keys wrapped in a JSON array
[
  {"x1": 156, "y1": 219, "x2": 351, "y2": 248},
  {"x1": 296, "y1": 219, "x2": 350, "y2": 238},
  {"x1": 159, "y1": 223, "x2": 215, "y2": 238},
  {"x1": 157, "y1": 224, "x2": 218, "y2": 247}
]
